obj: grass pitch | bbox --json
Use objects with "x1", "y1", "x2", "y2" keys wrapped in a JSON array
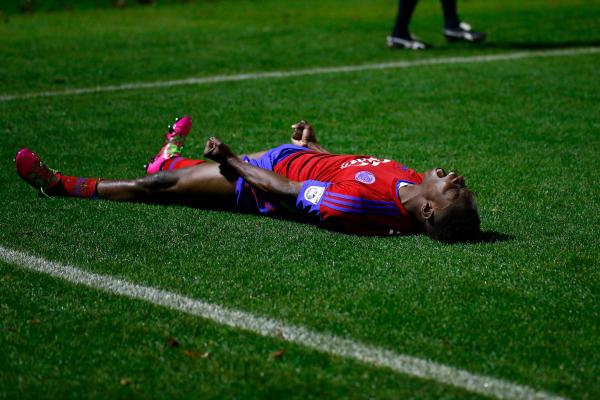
[{"x1": 1, "y1": 0, "x2": 599, "y2": 398}]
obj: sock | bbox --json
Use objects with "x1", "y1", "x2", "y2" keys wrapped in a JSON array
[
  {"x1": 391, "y1": 0, "x2": 419, "y2": 39},
  {"x1": 441, "y1": 0, "x2": 460, "y2": 29},
  {"x1": 161, "y1": 157, "x2": 204, "y2": 172},
  {"x1": 55, "y1": 174, "x2": 99, "y2": 199}
]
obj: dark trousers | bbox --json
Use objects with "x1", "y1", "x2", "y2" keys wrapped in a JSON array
[{"x1": 391, "y1": 0, "x2": 460, "y2": 38}]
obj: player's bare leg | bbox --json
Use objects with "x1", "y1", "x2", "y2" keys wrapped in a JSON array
[
  {"x1": 15, "y1": 148, "x2": 238, "y2": 209},
  {"x1": 15, "y1": 117, "x2": 313, "y2": 206},
  {"x1": 98, "y1": 161, "x2": 237, "y2": 208}
]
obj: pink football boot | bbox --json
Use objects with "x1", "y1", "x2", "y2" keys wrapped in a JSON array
[
  {"x1": 145, "y1": 116, "x2": 193, "y2": 174},
  {"x1": 15, "y1": 148, "x2": 61, "y2": 195}
]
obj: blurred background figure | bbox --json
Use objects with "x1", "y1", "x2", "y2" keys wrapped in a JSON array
[{"x1": 387, "y1": 0, "x2": 486, "y2": 50}]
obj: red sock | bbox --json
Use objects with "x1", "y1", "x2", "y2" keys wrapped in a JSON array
[
  {"x1": 161, "y1": 157, "x2": 204, "y2": 172},
  {"x1": 56, "y1": 174, "x2": 99, "y2": 199}
]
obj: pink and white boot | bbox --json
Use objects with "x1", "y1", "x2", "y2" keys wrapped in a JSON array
[{"x1": 145, "y1": 116, "x2": 193, "y2": 175}]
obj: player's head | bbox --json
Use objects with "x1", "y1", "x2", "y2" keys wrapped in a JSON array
[{"x1": 420, "y1": 168, "x2": 481, "y2": 243}]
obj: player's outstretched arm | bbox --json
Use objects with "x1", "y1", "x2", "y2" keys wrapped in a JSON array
[
  {"x1": 204, "y1": 137, "x2": 302, "y2": 198},
  {"x1": 291, "y1": 121, "x2": 329, "y2": 153}
]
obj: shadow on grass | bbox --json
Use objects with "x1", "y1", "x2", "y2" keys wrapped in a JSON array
[
  {"x1": 478, "y1": 39, "x2": 600, "y2": 50},
  {"x1": 433, "y1": 39, "x2": 600, "y2": 51},
  {"x1": 424, "y1": 230, "x2": 513, "y2": 245},
  {"x1": 469, "y1": 230, "x2": 513, "y2": 244},
  {"x1": 143, "y1": 204, "x2": 515, "y2": 246},
  {"x1": 415, "y1": 230, "x2": 513, "y2": 245}
]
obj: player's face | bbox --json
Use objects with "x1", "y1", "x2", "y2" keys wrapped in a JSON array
[{"x1": 422, "y1": 168, "x2": 468, "y2": 208}]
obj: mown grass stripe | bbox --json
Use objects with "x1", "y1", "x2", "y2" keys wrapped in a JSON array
[
  {"x1": 1, "y1": 47, "x2": 599, "y2": 103},
  {"x1": 0, "y1": 245, "x2": 566, "y2": 400}
]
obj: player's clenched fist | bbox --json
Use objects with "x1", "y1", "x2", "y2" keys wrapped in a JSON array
[
  {"x1": 204, "y1": 137, "x2": 234, "y2": 163},
  {"x1": 291, "y1": 120, "x2": 318, "y2": 147}
]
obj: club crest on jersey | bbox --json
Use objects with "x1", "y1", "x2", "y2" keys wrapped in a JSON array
[
  {"x1": 304, "y1": 185, "x2": 325, "y2": 205},
  {"x1": 340, "y1": 157, "x2": 391, "y2": 169},
  {"x1": 355, "y1": 171, "x2": 376, "y2": 184}
]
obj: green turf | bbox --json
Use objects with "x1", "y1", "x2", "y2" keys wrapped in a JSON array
[
  {"x1": 1, "y1": 0, "x2": 600, "y2": 398},
  {"x1": 2, "y1": 0, "x2": 600, "y2": 93},
  {"x1": 1, "y1": 262, "x2": 485, "y2": 400},
  {"x1": 0, "y1": 0, "x2": 190, "y2": 16}
]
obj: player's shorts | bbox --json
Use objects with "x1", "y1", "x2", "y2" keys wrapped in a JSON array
[{"x1": 235, "y1": 144, "x2": 308, "y2": 215}]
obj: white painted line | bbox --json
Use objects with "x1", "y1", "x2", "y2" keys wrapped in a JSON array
[
  {"x1": 1, "y1": 47, "x2": 599, "y2": 103},
  {"x1": 1, "y1": 245, "x2": 565, "y2": 400}
]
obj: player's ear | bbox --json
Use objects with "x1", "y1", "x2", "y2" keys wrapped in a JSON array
[{"x1": 421, "y1": 201, "x2": 434, "y2": 221}]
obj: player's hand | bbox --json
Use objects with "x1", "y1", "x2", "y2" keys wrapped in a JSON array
[
  {"x1": 291, "y1": 120, "x2": 318, "y2": 147},
  {"x1": 204, "y1": 137, "x2": 235, "y2": 163}
]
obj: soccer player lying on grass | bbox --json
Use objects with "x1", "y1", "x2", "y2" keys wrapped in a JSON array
[{"x1": 15, "y1": 116, "x2": 480, "y2": 242}]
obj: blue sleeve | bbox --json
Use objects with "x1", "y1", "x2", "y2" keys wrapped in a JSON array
[{"x1": 296, "y1": 180, "x2": 331, "y2": 218}]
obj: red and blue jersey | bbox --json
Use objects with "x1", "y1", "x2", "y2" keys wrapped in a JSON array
[{"x1": 235, "y1": 144, "x2": 423, "y2": 236}]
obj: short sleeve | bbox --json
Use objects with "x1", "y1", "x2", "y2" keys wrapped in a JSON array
[{"x1": 295, "y1": 180, "x2": 331, "y2": 218}]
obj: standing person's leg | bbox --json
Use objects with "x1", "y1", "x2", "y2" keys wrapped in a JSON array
[
  {"x1": 387, "y1": 0, "x2": 426, "y2": 50},
  {"x1": 391, "y1": 0, "x2": 419, "y2": 39},
  {"x1": 440, "y1": 0, "x2": 459, "y2": 29},
  {"x1": 441, "y1": 0, "x2": 486, "y2": 43}
]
